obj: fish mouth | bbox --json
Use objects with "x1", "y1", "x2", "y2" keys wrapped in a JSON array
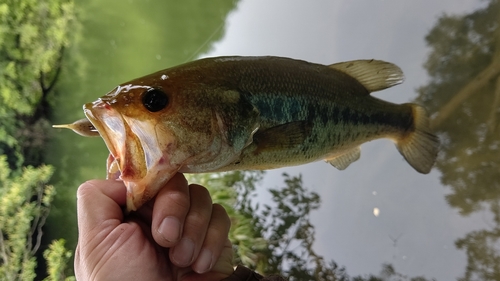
[
  {"x1": 84, "y1": 100, "x2": 128, "y2": 175},
  {"x1": 83, "y1": 98, "x2": 178, "y2": 212}
]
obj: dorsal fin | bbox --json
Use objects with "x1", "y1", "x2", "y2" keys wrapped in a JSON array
[{"x1": 329, "y1": 59, "x2": 404, "y2": 93}]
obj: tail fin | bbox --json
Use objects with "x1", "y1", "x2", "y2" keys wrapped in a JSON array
[{"x1": 395, "y1": 104, "x2": 439, "y2": 174}]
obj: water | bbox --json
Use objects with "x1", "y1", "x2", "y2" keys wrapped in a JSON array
[{"x1": 46, "y1": 0, "x2": 499, "y2": 279}]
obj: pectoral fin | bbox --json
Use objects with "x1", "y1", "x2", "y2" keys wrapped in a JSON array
[
  {"x1": 253, "y1": 121, "x2": 313, "y2": 151},
  {"x1": 325, "y1": 146, "x2": 361, "y2": 170}
]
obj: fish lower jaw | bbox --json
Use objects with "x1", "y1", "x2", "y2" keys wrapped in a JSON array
[
  {"x1": 123, "y1": 166, "x2": 179, "y2": 212},
  {"x1": 125, "y1": 182, "x2": 140, "y2": 212},
  {"x1": 125, "y1": 181, "x2": 147, "y2": 213},
  {"x1": 124, "y1": 179, "x2": 152, "y2": 213}
]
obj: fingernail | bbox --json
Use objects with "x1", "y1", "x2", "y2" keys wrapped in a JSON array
[
  {"x1": 172, "y1": 238, "x2": 195, "y2": 266},
  {"x1": 158, "y1": 216, "x2": 181, "y2": 242},
  {"x1": 194, "y1": 249, "x2": 213, "y2": 274}
]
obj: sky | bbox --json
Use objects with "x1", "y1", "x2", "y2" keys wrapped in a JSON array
[{"x1": 203, "y1": 0, "x2": 487, "y2": 279}]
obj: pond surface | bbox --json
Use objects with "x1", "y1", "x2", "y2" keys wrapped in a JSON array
[{"x1": 47, "y1": 0, "x2": 499, "y2": 280}]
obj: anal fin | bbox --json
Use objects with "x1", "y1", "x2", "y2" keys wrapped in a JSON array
[{"x1": 325, "y1": 146, "x2": 361, "y2": 170}]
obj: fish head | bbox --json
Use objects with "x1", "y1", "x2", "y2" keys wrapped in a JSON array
[{"x1": 83, "y1": 70, "x2": 220, "y2": 212}]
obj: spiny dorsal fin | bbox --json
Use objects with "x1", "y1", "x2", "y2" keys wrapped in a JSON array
[
  {"x1": 329, "y1": 60, "x2": 404, "y2": 93},
  {"x1": 325, "y1": 146, "x2": 361, "y2": 170}
]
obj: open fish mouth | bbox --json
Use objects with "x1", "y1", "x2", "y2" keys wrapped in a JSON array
[
  {"x1": 84, "y1": 100, "x2": 127, "y2": 174},
  {"x1": 84, "y1": 95, "x2": 177, "y2": 211}
]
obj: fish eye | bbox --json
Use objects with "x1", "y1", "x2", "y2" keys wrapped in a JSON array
[{"x1": 142, "y1": 88, "x2": 169, "y2": 112}]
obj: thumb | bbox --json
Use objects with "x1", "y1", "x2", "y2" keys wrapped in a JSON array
[{"x1": 76, "y1": 179, "x2": 127, "y2": 238}]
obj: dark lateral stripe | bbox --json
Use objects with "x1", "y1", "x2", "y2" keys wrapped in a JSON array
[{"x1": 251, "y1": 94, "x2": 413, "y2": 132}]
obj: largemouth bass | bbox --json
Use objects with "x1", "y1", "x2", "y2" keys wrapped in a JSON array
[{"x1": 55, "y1": 56, "x2": 439, "y2": 212}]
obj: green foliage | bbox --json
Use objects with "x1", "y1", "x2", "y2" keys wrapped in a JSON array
[
  {"x1": 0, "y1": 155, "x2": 52, "y2": 280},
  {"x1": 43, "y1": 240, "x2": 75, "y2": 281},
  {"x1": 0, "y1": 0, "x2": 76, "y2": 168},
  {"x1": 187, "y1": 171, "x2": 269, "y2": 266},
  {"x1": 0, "y1": 155, "x2": 75, "y2": 281},
  {"x1": 0, "y1": 0, "x2": 78, "y2": 279},
  {"x1": 0, "y1": 0, "x2": 75, "y2": 116}
]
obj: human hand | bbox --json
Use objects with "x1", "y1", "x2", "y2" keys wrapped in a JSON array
[{"x1": 74, "y1": 173, "x2": 233, "y2": 281}]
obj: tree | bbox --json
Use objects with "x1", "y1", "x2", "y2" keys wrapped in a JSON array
[
  {"x1": 417, "y1": 0, "x2": 500, "y2": 215},
  {"x1": 0, "y1": 156, "x2": 74, "y2": 281},
  {"x1": 0, "y1": 0, "x2": 76, "y2": 168},
  {"x1": 0, "y1": 0, "x2": 77, "y2": 280},
  {"x1": 416, "y1": 0, "x2": 500, "y2": 279}
]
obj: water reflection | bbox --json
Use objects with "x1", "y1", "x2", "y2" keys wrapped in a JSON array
[{"x1": 417, "y1": 0, "x2": 500, "y2": 279}]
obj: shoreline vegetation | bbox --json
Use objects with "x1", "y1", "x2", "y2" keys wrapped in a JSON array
[{"x1": 0, "y1": 0, "x2": 77, "y2": 280}]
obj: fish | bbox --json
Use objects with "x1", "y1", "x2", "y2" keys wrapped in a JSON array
[{"x1": 54, "y1": 56, "x2": 439, "y2": 212}]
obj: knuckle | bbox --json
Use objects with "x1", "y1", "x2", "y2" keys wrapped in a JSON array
[
  {"x1": 189, "y1": 184, "x2": 211, "y2": 200},
  {"x1": 212, "y1": 204, "x2": 231, "y2": 227},
  {"x1": 185, "y1": 207, "x2": 211, "y2": 228},
  {"x1": 165, "y1": 190, "x2": 191, "y2": 211},
  {"x1": 76, "y1": 180, "x2": 99, "y2": 199}
]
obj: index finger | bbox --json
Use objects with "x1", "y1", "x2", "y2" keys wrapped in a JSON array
[{"x1": 151, "y1": 173, "x2": 191, "y2": 247}]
